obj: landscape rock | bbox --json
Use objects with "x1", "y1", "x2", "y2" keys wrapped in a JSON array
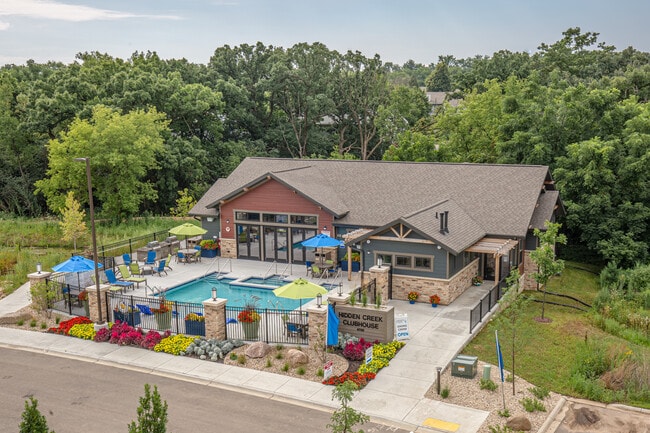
[
  {"x1": 286, "y1": 348, "x2": 309, "y2": 367},
  {"x1": 506, "y1": 415, "x2": 531, "y2": 431},
  {"x1": 245, "y1": 341, "x2": 271, "y2": 358}
]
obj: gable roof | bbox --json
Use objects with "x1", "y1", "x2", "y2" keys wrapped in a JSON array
[{"x1": 191, "y1": 157, "x2": 556, "y2": 241}]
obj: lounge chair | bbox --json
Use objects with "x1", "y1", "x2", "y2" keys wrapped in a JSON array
[
  {"x1": 155, "y1": 259, "x2": 167, "y2": 277},
  {"x1": 122, "y1": 253, "x2": 132, "y2": 266},
  {"x1": 144, "y1": 250, "x2": 157, "y2": 266},
  {"x1": 135, "y1": 304, "x2": 154, "y2": 316},
  {"x1": 165, "y1": 254, "x2": 173, "y2": 271},
  {"x1": 118, "y1": 265, "x2": 147, "y2": 289},
  {"x1": 129, "y1": 262, "x2": 142, "y2": 276},
  {"x1": 305, "y1": 261, "x2": 312, "y2": 277},
  {"x1": 104, "y1": 269, "x2": 134, "y2": 292},
  {"x1": 286, "y1": 322, "x2": 307, "y2": 339}
]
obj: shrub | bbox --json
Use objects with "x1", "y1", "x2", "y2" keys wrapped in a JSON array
[
  {"x1": 342, "y1": 338, "x2": 374, "y2": 361},
  {"x1": 520, "y1": 397, "x2": 546, "y2": 412},
  {"x1": 49, "y1": 316, "x2": 92, "y2": 335},
  {"x1": 154, "y1": 334, "x2": 195, "y2": 355},
  {"x1": 488, "y1": 426, "x2": 513, "y2": 433},
  {"x1": 40, "y1": 322, "x2": 46, "y2": 329},
  {"x1": 127, "y1": 384, "x2": 168, "y2": 433},
  {"x1": 141, "y1": 330, "x2": 166, "y2": 350},
  {"x1": 237, "y1": 354, "x2": 246, "y2": 364},
  {"x1": 30, "y1": 319, "x2": 37, "y2": 327},
  {"x1": 317, "y1": 368, "x2": 324, "y2": 377},
  {"x1": 530, "y1": 386, "x2": 549, "y2": 400},
  {"x1": 296, "y1": 367, "x2": 305, "y2": 375},
  {"x1": 265, "y1": 357, "x2": 272, "y2": 368},
  {"x1": 498, "y1": 408, "x2": 510, "y2": 417},
  {"x1": 275, "y1": 352, "x2": 283, "y2": 360},
  {"x1": 480, "y1": 378, "x2": 497, "y2": 391},
  {"x1": 441, "y1": 386, "x2": 450, "y2": 398},
  {"x1": 281, "y1": 363, "x2": 289, "y2": 372},
  {"x1": 68, "y1": 323, "x2": 96, "y2": 340},
  {"x1": 17, "y1": 319, "x2": 24, "y2": 326},
  {"x1": 322, "y1": 372, "x2": 376, "y2": 387},
  {"x1": 19, "y1": 397, "x2": 54, "y2": 433}
]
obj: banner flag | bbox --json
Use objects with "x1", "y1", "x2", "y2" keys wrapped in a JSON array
[{"x1": 495, "y1": 330, "x2": 504, "y2": 383}]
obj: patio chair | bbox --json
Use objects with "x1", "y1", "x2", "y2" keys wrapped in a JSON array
[
  {"x1": 305, "y1": 261, "x2": 312, "y2": 277},
  {"x1": 135, "y1": 304, "x2": 154, "y2": 316},
  {"x1": 177, "y1": 251, "x2": 187, "y2": 264},
  {"x1": 117, "y1": 265, "x2": 147, "y2": 289},
  {"x1": 165, "y1": 254, "x2": 173, "y2": 271},
  {"x1": 144, "y1": 250, "x2": 157, "y2": 266},
  {"x1": 193, "y1": 245, "x2": 202, "y2": 262},
  {"x1": 155, "y1": 259, "x2": 167, "y2": 277},
  {"x1": 311, "y1": 265, "x2": 322, "y2": 278},
  {"x1": 129, "y1": 262, "x2": 142, "y2": 276},
  {"x1": 122, "y1": 253, "x2": 132, "y2": 266},
  {"x1": 104, "y1": 269, "x2": 134, "y2": 292}
]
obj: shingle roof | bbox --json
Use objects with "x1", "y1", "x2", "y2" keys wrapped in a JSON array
[
  {"x1": 191, "y1": 157, "x2": 554, "y2": 241},
  {"x1": 529, "y1": 190, "x2": 562, "y2": 230}
]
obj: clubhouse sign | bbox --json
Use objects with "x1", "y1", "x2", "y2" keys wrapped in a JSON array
[{"x1": 336, "y1": 304, "x2": 394, "y2": 343}]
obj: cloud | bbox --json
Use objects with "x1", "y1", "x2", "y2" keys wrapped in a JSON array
[
  {"x1": 0, "y1": 21, "x2": 9, "y2": 30},
  {"x1": 0, "y1": 0, "x2": 181, "y2": 22}
]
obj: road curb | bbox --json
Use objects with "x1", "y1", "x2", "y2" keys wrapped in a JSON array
[{"x1": 538, "y1": 396, "x2": 566, "y2": 433}]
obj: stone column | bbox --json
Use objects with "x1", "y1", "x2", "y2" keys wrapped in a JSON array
[
  {"x1": 368, "y1": 264, "x2": 390, "y2": 304},
  {"x1": 85, "y1": 283, "x2": 111, "y2": 323},
  {"x1": 203, "y1": 298, "x2": 227, "y2": 340},
  {"x1": 306, "y1": 304, "x2": 327, "y2": 350},
  {"x1": 28, "y1": 271, "x2": 52, "y2": 291},
  {"x1": 219, "y1": 239, "x2": 236, "y2": 259}
]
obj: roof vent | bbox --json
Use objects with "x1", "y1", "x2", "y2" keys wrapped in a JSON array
[{"x1": 439, "y1": 211, "x2": 449, "y2": 234}]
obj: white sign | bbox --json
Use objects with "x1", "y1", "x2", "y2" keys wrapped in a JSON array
[
  {"x1": 323, "y1": 361, "x2": 334, "y2": 380},
  {"x1": 395, "y1": 313, "x2": 410, "y2": 340},
  {"x1": 365, "y1": 346, "x2": 373, "y2": 364}
]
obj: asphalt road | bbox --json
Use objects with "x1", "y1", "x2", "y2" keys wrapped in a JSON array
[{"x1": 0, "y1": 347, "x2": 408, "y2": 433}]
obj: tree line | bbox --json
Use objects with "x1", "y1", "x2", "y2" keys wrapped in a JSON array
[{"x1": 1, "y1": 27, "x2": 649, "y2": 267}]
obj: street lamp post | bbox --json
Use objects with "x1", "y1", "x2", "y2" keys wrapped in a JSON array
[{"x1": 74, "y1": 157, "x2": 103, "y2": 323}]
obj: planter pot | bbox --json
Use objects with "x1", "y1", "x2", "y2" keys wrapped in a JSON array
[
  {"x1": 185, "y1": 320, "x2": 206, "y2": 336},
  {"x1": 241, "y1": 321, "x2": 260, "y2": 340},
  {"x1": 201, "y1": 249, "x2": 218, "y2": 258},
  {"x1": 82, "y1": 300, "x2": 90, "y2": 317},
  {"x1": 113, "y1": 310, "x2": 141, "y2": 327},
  {"x1": 431, "y1": 303, "x2": 438, "y2": 308},
  {"x1": 340, "y1": 261, "x2": 361, "y2": 272},
  {"x1": 154, "y1": 311, "x2": 172, "y2": 330},
  {"x1": 473, "y1": 283, "x2": 482, "y2": 286},
  {"x1": 409, "y1": 300, "x2": 415, "y2": 305}
]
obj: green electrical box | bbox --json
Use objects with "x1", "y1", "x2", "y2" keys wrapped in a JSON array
[{"x1": 451, "y1": 355, "x2": 478, "y2": 378}]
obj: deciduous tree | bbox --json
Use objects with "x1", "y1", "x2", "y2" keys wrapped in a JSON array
[{"x1": 59, "y1": 191, "x2": 86, "y2": 251}]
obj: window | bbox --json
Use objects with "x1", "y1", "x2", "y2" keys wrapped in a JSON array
[
  {"x1": 290, "y1": 214, "x2": 317, "y2": 226},
  {"x1": 415, "y1": 256, "x2": 432, "y2": 270},
  {"x1": 380, "y1": 252, "x2": 434, "y2": 271},
  {"x1": 263, "y1": 213, "x2": 288, "y2": 224},
  {"x1": 235, "y1": 211, "x2": 260, "y2": 221},
  {"x1": 395, "y1": 255, "x2": 411, "y2": 267}
]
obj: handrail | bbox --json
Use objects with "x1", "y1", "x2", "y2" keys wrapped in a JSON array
[
  {"x1": 215, "y1": 258, "x2": 232, "y2": 278},
  {"x1": 263, "y1": 261, "x2": 276, "y2": 278},
  {"x1": 278, "y1": 262, "x2": 291, "y2": 277}
]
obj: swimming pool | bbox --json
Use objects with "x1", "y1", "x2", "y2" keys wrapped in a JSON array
[{"x1": 161, "y1": 274, "x2": 322, "y2": 310}]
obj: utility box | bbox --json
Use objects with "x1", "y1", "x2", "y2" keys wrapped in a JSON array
[{"x1": 451, "y1": 355, "x2": 478, "y2": 378}]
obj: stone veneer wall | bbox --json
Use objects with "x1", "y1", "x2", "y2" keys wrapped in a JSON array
[
  {"x1": 219, "y1": 238, "x2": 237, "y2": 259},
  {"x1": 390, "y1": 258, "x2": 479, "y2": 305},
  {"x1": 203, "y1": 298, "x2": 227, "y2": 340},
  {"x1": 522, "y1": 250, "x2": 538, "y2": 291}
]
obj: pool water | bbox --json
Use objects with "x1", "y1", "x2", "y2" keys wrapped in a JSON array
[{"x1": 161, "y1": 274, "x2": 318, "y2": 310}]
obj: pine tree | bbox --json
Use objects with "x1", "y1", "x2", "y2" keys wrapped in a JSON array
[
  {"x1": 20, "y1": 397, "x2": 54, "y2": 433},
  {"x1": 128, "y1": 384, "x2": 168, "y2": 433}
]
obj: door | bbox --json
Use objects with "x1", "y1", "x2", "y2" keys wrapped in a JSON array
[
  {"x1": 237, "y1": 225, "x2": 261, "y2": 259},
  {"x1": 263, "y1": 226, "x2": 288, "y2": 263}
]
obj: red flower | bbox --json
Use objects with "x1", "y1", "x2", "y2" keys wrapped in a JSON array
[
  {"x1": 237, "y1": 309, "x2": 260, "y2": 323},
  {"x1": 48, "y1": 316, "x2": 92, "y2": 335}
]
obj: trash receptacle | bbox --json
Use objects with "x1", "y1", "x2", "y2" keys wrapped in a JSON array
[{"x1": 483, "y1": 364, "x2": 491, "y2": 380}]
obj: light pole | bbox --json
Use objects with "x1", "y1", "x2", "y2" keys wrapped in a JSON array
[{"x1": 74, "y1": 157, "x2": 103, "y2": 323}]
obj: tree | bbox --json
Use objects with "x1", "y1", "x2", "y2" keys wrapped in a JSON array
[
  {"x1": 169, "y1": 188, "x2": 196, "y2": 217},
  {"x1": 20, "y1": 397, "x2": 54, "y2": 433},
  {"x1": 128, "y1": 384, "x2": 168, "y2": 433},
  {"x1": 530, "y1": 221, "x2": 567, "y2": 321},
  {"x1": 34, "y1": 105, "x2": 169, "y2": 220},
  {"x1": 425, "y1": 61, "x2": 452, "y2": 91},
  {"x1": 59, "y1": 191, "x2": 87, "y2": 251},
  {"x1": 327, "y1": 381, "x2": 369, "y2": 433}
]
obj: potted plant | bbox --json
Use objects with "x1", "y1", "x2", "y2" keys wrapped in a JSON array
[
  {"x1": 78, "y1": 290, "x2": 89, "y2": 317},
  {"x1": 429, "y1": 294, "x2": 440, "y2": 307},
  {"x1": 472, "y1": 276, "x2": 483, "y2": 286},
  {"x1": 341, "y1": 251, "x2": 361, "y2": 272},
  {"x1": 113, "y1": 302, "x2": 141, "y2": 326},
  {"x1": 184, "y1": 312, "x2": 206, "y2": 336},
  {"x1": 238, "y1": 307, "x2": 261, "y2": 340},
  {"x1": 199, "y1": 239, "x2": 219, "y2": 258},
  {"x1": 407, "y1": 291, "x2": 419, "y2": 304},
  {"x1": 151, "y1": 298, "x2": 172, "y2": 330}
]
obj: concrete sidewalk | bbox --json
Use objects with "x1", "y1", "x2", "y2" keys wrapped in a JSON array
[{"x1": 0, "y1": 259, "x2": 494, "y2": 432}]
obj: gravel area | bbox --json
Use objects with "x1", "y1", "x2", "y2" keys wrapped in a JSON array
[{"x1": 425, "y1": 359, "x2": 562, "y2": 433}]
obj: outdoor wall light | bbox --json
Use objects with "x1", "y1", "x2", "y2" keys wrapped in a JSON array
[
  {"x1": 206, "y1": 217, "x2": 214, "y2": 222},
  {"x1": 211, "y1": 286, "x2": 217, "y2": 301},
  {"x1": 366, "y1": 239, "x2": 370, "y2": 244},
  {"x1": 316, "y1": 293, "x2": 322, "y2": 308},
  {"x1": 226, "y1": 218, "x2": 230, "y2": 224},
  {"x1": 36, "y1": 262, "x2": 42, "y2": 274},
  {"x1": 337, "y1": 283, "x2": 343, "y2": 297},
  {"x1": 377, "y1": 257, "x2": 383, "y2": 268}
]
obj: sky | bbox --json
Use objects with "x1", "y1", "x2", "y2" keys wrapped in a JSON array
[{"x1": 1, "y1": 0, "x2": 649, "y2": 67}]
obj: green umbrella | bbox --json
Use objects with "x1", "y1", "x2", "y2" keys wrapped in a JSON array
[
  {"x1": 169, "y1": 223, "x2": 207, "y2": 236},
  {"x1": 273, "y1": 278, "x2": 328, "y2": 312}
]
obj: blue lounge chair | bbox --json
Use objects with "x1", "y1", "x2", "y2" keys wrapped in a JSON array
[
  {"x1": 144, "y1": 250, "x2": 157, "y2": 266},
  {"x1": 177, "y1": 251, "x2": 187, "y2": 264},
  {"x1": 122, "y1": 253, "x2": 131, "y2": 266},
  {"x1": 104, "y1": 269, "x2": 134, "y2": 291},
  {"x1": 155, "y1": 259, "x2": 167, "y2": 277},
  {"x1": 135, "y1": 304, "x2": 153, "y2": 315}
]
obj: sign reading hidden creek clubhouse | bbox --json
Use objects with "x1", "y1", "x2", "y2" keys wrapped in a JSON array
[{"x1": 335, "y1": 304, "x2": 394, "y2": 343}]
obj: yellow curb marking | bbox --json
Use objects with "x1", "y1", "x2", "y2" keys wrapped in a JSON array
[{"x1": 423, "y1": 417, "x2": 460, "y2": 432}]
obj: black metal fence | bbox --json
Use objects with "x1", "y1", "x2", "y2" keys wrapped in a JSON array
[
  {"x1": 98, "y1": 229, "x2": 171, "y2": 259},
  {"x1": 107, "y1": 292, "x2": 206, "y2": 336},
  {"x1": 469, "y1": 279, "x2": 506, "y2": 334},
  {"x1": 225, "y1": 306, "x2": 309, "y2": 344},
  {"x1": 351, "y1": 278, "x2": 377, "y2": 305}
]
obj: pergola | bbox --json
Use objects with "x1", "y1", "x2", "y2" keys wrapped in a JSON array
[{"x1": 466, "y1": 237, "x2": 519, "y2": 282}]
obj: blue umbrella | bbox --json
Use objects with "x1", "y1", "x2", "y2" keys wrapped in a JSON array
[
  {"x1": 299, "y1": 233, "x2": 344, "y2": 249},
  {"x1": 52, "y1": 255, "x2": 102, "y2": 290},
  {"x1": 52, "y1": 255, "x2": 102, "y2": 273},
  {"x1": 327, "y1": 303, "x2": 339, "y2": 346}
]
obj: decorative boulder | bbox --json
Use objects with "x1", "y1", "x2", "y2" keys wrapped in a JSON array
[
  {"x1": 245, "y1": 341, "x2": 272, "y2": 358},
  {"x1": 506, "y1": 415, "x2": 532, "y2": 431},
  {"x1": 287, "y1": 349, "x2": 309, "y2": 367}
]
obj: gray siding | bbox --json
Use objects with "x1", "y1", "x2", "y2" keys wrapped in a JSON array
[{"x1": 362, "y1": 239, "x2": 447, "y2": 279}]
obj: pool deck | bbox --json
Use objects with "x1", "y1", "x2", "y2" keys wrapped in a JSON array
[{"x1": 131, "y1": 256, "x2": 359, "y2": 308}]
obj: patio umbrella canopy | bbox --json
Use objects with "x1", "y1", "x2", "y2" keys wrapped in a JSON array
[
  {"x1": 168, "y1": 223, "x2": 207, "y2": 237},
  {"x1": 273, "y1": 278, "x2": 328, "y2": 312},
  {"x1": 299, "y1": 233, "x2": 343, "y2": 264},
  {"x1": 52, "y1": 255, "x2": 103, "y2": 290}
]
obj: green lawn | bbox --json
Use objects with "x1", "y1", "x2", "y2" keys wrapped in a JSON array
[{"x1": 463, "y1": 263, "x2": 650, "y2": 406}]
